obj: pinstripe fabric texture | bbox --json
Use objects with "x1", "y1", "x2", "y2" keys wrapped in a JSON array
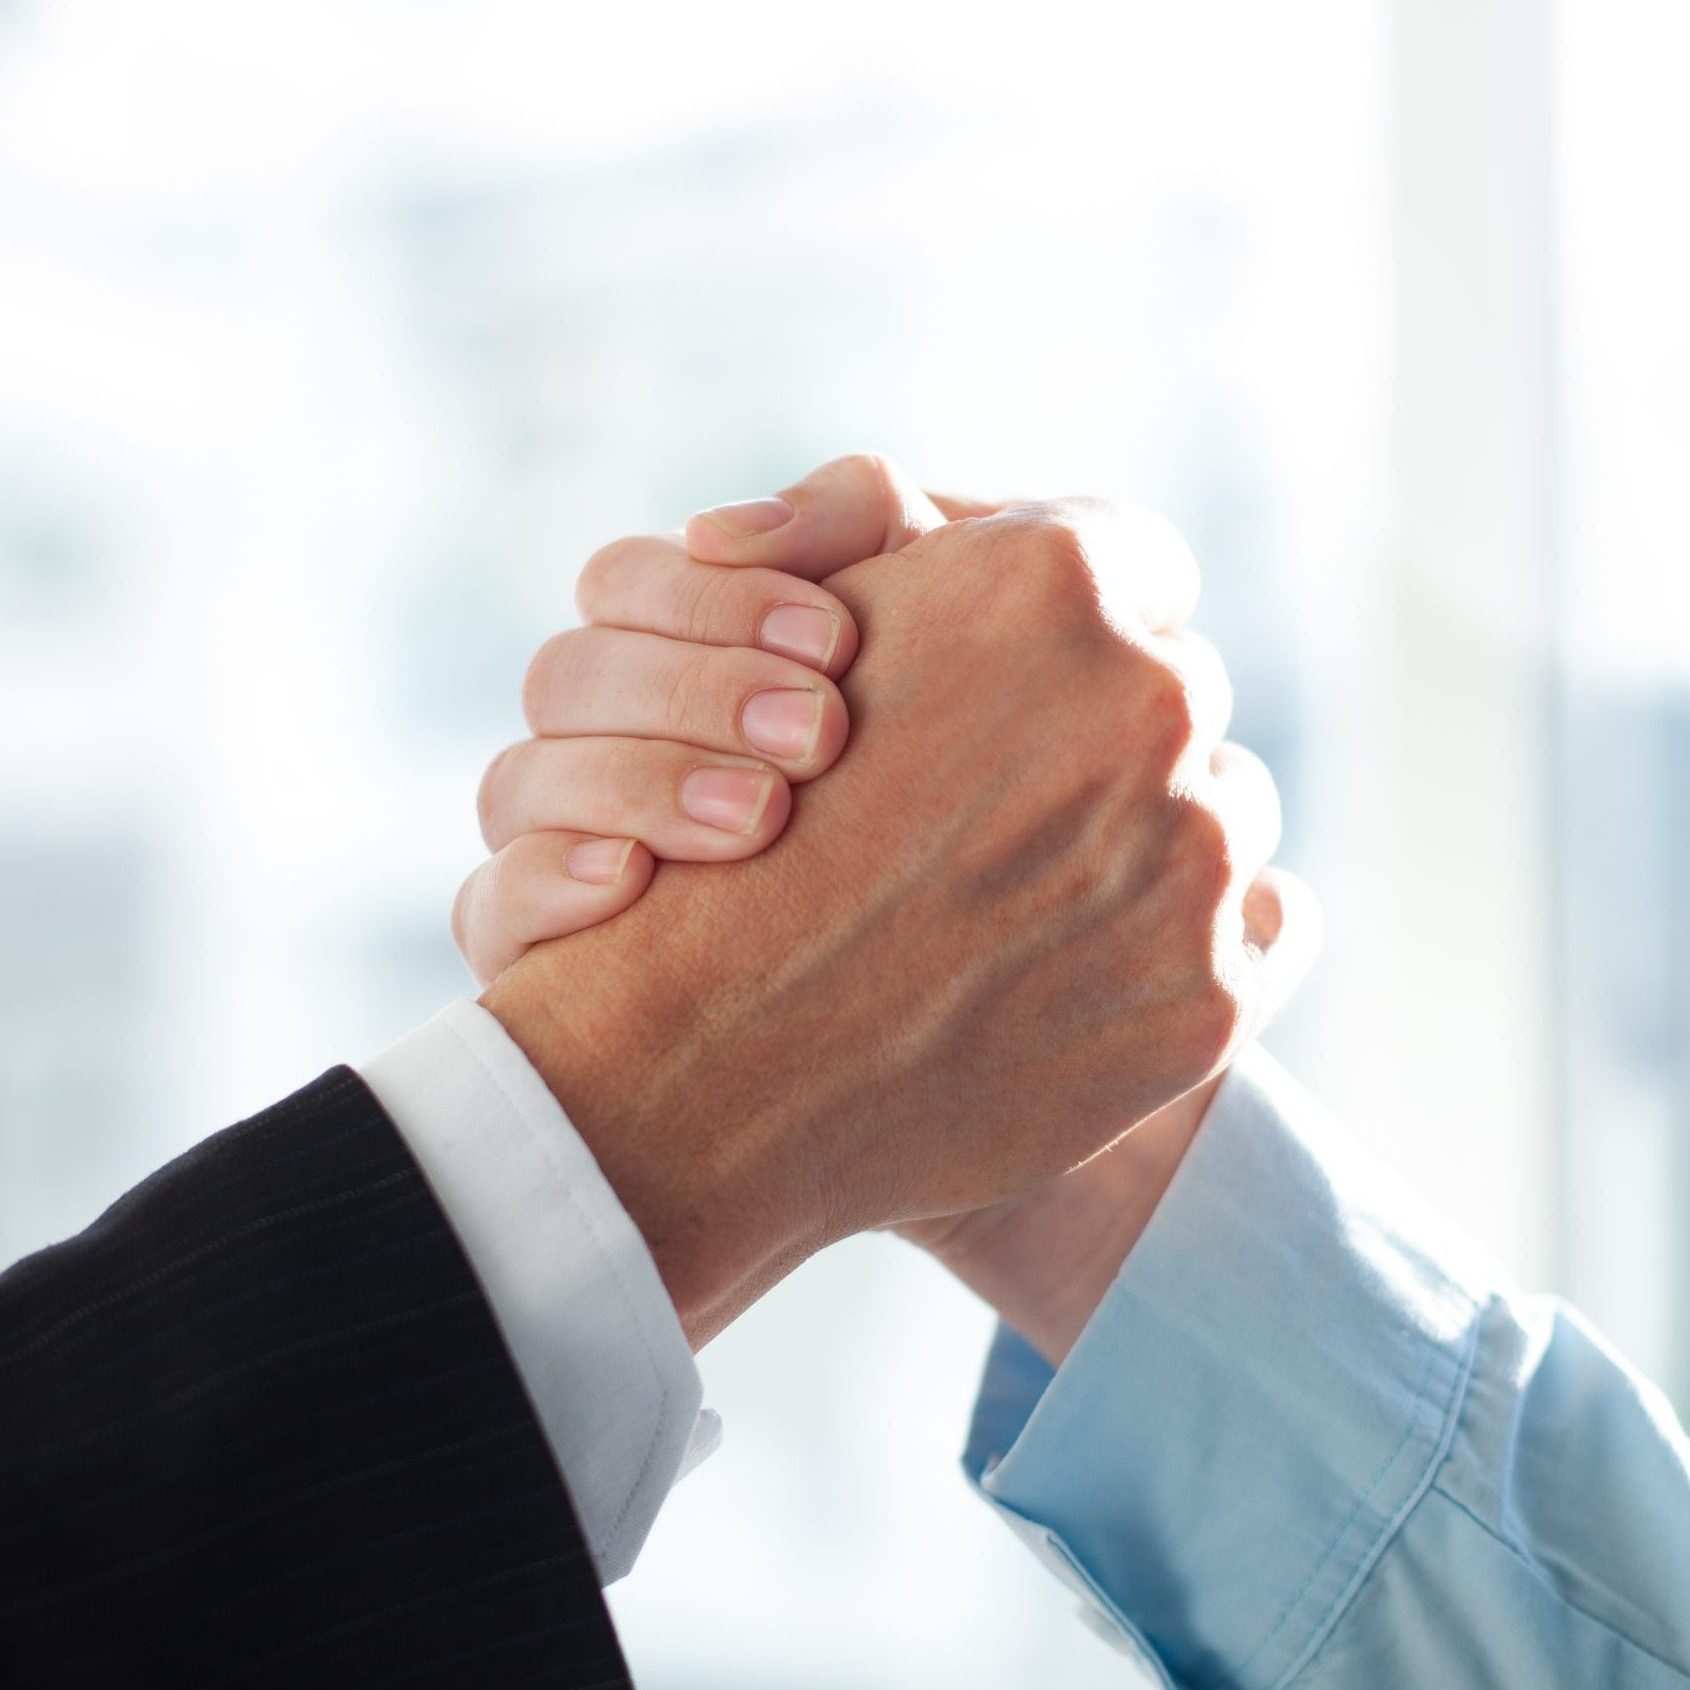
[{"x1": 0, "y1": 1067, "x2": 631, "y2": 1689}]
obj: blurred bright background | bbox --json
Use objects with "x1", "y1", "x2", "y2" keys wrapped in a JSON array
[{"x1": 2, "y1": 1, "x2": 1686, "y2": 1684}]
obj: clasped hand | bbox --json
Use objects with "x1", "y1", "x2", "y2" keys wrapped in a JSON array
[{"x1": 464, "y1": 454, "x2": 1319, "y2": 1355}]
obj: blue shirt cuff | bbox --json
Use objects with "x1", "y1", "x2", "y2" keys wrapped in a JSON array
[{"x1": 964, "y1": 1048, "x2": 1488, "y2": 1689}]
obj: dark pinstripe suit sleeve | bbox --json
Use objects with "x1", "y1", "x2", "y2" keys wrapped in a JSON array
[{"x1": 0, "y1": 1067, "x2": 631, "y2": 1690}]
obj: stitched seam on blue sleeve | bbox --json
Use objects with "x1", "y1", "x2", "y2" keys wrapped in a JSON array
[
  {"x1": 1265, "y1": 1301, "x2": 1481, "y2": 1688},
  {"x1": 1227, "y1": 1331, "x2": 1442, "y2": 1680},
  {"x1": 1426, "y1": 1485, "x2": 1690, "y2": 1682}
]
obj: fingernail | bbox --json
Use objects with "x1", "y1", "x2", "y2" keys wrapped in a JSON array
[
  {"x1": 694, "y1": 496, "x2": 793, "y2": 539},
  {"x1": 759, "y1": 603, "x2": 841, "y2": 668},
  {"x1": 566, "y1": 838, "x2": 636, "y2": 884},
  {"x1": 742, "y1": 688, "x2": 823, "y2": 761},
  {"x1": 680, "y1": 766, "x2": 776, "y2": 834}
]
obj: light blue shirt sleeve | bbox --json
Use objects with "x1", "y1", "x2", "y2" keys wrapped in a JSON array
[{"x1": 964, "y1": 1048, "x2": 1690, "y2": 1687}]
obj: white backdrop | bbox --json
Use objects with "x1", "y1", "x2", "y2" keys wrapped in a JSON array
[{"x1": 1, "y1": 3, "x2": 1684, "y2": 1684}]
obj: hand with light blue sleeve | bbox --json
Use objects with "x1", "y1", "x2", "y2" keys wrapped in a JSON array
[
  {"x1": 947, "y1": 1050, "x2": 1690, "y2": 1687},
  {"x1": 458, "y1": 457, "x2": 1690, "y2": 1687}
]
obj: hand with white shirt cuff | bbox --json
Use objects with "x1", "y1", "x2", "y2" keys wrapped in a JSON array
[
  {"x1": 460, "y1": 453, "x2": 1317, "y2": 1365},
  {"x1": 457, "y1": 460, "x2": 1690, "y2": 1690},
  {"x1": 432, "y1": 450, "x2": 1312, "y2": 1624}
]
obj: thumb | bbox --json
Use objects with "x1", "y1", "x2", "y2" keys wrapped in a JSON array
[{"x1": 684, "y1": 452, "x2": 947, "y2": 580}]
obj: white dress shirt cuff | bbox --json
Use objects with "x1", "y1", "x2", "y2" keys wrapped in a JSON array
[{"x1": 360, "y1": 998, "x2": 711, "y2": 1584}]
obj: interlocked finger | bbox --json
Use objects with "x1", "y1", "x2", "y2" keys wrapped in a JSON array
[
  {"x1": 522, "y1": 626, "x2": 848, "y2": 780},
  {"x1": 575, "y1": 533, "x2": 860, "y2": 678}
]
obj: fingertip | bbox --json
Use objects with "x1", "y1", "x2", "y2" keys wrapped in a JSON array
[
  {"x1": 566, "y1": 837, "x2": 656, "y2": 928},
  {"x1": 749, "y1": 767, "x2": 794, "y2": 847},
  {"x1": 1246, "y1": 866, "x2": 1324, "y2": 1032},
  {"x1": 824, "y1": 602, "x2": 861, "y2": 677},
  {"x1": 676, "y1": 763, "x2": 793, "y2": 857},
  {"x1": 1241, "y1": 874, "x2": 1284, "y2": 949},
  {"x1": 561, "y1": 837, "x2": 656, "y2": 916},
  {"x1": 798, "y1": 681, "x2": 850, "y2": 782},
  {"x1": 451, "y1": 856, "x2": 512, "y2": 988},
  {"x1": 622, "y1": 838, "x2": 658, "y2": 888},
  {"x1": 757, "y1": 601, "x2": 848, "y2": 674},
  {"x1": 563, "y1": 836, "x2": 637, "y2": 885},
  {"x1": 458, "y1": 832, "x2": 664, "y2": 988},
  {"x1": 742, "y1": 682, "x2": 848, "y2": 784},
  {"x1": 758, "y1": 594, "x2": 859, "y2": 679},
  {"x1": 1264, "y1": 867, "x2": 1323, "y2": 958},
  {"x1": 739, "y1": 767, "x2": 794, "y2": 852},
  {"x1": 684, "y1": 513, "x2": 738, "y2": 563}
]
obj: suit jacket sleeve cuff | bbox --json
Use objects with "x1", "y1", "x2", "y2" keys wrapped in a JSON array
[
  {"x1": 361, "y1": 998, "x2": 711, "y2": 1585},
  {"x1": 963, "y1": 1046, "x2": 1487, "y2": 1688}
]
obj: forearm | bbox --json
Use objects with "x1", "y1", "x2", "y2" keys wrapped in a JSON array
[
  {"x1": 964, "y1": 1051, "x2": 1690, "y2": 1687},
  {"x1": 480, "y1": 917, "x2": 832, "y2": 1350},
  {"x1": 0, "y1": 1070, "x2": 615, "y2": 1686},
  {"x1": 903, "y1": 1076, "x2": 1220, "y2": 1366}
]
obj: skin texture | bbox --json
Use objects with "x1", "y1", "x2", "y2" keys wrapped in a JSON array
[
  {"x1": 899, "y1": 1075, "x2": 1220, "y2": 1364},
  {"x1": 455, "y1": 535, "x2": 860, "y2": 985},
  {"x1": 483, "y1": 495, "x2": 1314, "y2": 1349}
]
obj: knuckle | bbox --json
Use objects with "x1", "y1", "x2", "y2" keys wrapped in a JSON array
[
  {"x1": 1176, "y1": 630, "x2": 1226, "y2": 695},
  {"x1": 1154, "y1": 664, "x2": 1199, "y2": 740},
  {"x1": 520, "y1": 631, "x2": 575, "y2": 729},
  {"x1": 1166, "y1": 793, "x2": 1234, "y2": 903},
  {"x1": 1018, "y1": 511, "x2": 1090, "y2": 576},
  {"x1": 680, "y1": 565, "x2": 736, "y2": 645},
  {"x1": 1036, "y1": 527, "x2": 1091, "y2": 590},
  {"x1": 497, "y1": 829, "x2": 550, "y2": 887},
  {"x1": 479, "y1": 845, "x2": 514, "y2": 921},
  {"x1": 482, "y1": 835, "x2": 544, "y2": 922},
  {"x1": 1219, "y1": 740, "x2": 1278, "y2": 810},
  {"x1": 816, "y1": 451, "x2": 910, "y2": 538},
  {"x1": 577, "y1": 736, "x2": 628, "y2": 800},
  {"x1": 1242, "y1": 871, "x2": 1289, "y2": 949},
  {"x1": 1187, "y1": 976, "x2": 1248, "y2": 1072},
  {"x1": 449, "y1": 868, "x2": 478, "y2": 956},
  {"x1": 1136, "y1": 659, "x2": 1200, "y2": 764},
  {"x1": 658, "y1": 646, "x2": 715, "y2": 738},
  {"x1": 988, "y1": 511, "x2": 1107, "y2": 620},
  {"x1": 574, "y1": 534, "x2": 642, "y2": 618},
  {"x1": 835, "y1": 449, "x2": 899, "y2": 493},
  {"x1": 476, "y1": 742, "x2": 523, "y2": 838}
]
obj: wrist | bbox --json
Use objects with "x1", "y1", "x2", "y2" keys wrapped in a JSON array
[
  {"x1": 482, "y1": 925, "x2": 827, "y2": 1348},
  {"x1": 907, "y1": 1076, "x2": 1219, "y2": 1366}
]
